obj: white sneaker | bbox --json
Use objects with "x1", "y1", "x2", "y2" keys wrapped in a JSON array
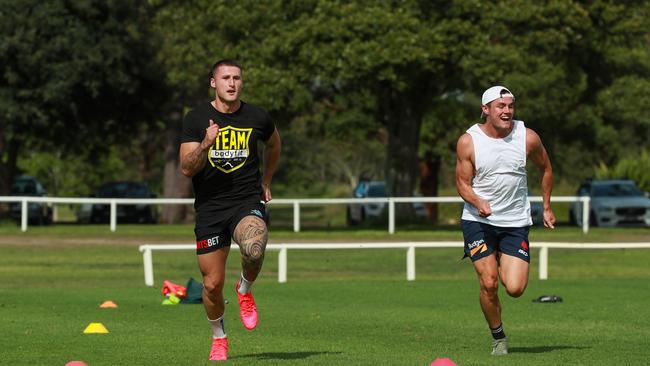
[{"x1": 491, "y1": 337, "x2": 508, "y2": 356}]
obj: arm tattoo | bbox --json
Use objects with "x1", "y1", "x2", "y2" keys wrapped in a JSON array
[{"x1": 181, "y1": 145, "x2": 208, "y2": 176}]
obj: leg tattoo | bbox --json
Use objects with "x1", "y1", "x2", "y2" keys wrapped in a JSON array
[{"x1": 234, "y1": 216, "x2": 268, "y2": 276}]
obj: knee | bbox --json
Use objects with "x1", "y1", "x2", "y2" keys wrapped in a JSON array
[
  {"x1": 203, "y1": 277, "x2": 225, "y2": 296},
  {"x1": 234, "y1": 217, "x2": 268, "y2": 264},
  {"x1": 239, "y1": 232, "x2": 268, "y2": 264},
  {"x1": 240, "y1": 239, "x2": 266, "y2": 263},
  {"x1": 480, "y1": 276, "x2": 499, "y2": 296},
  {"x1": 505, "y1": 283, "x2": 527, "y2": 298}
]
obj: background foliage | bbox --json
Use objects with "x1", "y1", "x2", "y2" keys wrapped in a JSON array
[{"x1": 2, "y1": 1, "x2": 649, "y2": 219}]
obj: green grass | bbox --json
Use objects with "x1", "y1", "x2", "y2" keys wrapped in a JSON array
[
  {"x1": 1, "y1": 225, "x2": 650, "y2": 365},
  {"x1": 1, "y1": 220, "x2": 649, "y2": 243}
]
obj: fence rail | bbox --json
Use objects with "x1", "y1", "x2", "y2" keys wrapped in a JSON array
[
  {"x1": 0, "y1": 195, "x2": 591, "y2": 233},
  {"x1": 137, "y1": 241, "x2": 650, "y2": 286}
]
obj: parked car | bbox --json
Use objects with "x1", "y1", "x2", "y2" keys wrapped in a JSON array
[
  {"x1": 569, "y1": 179, "x2": 650, "y2": 227},
  {"x1": 77, "y1": 181, "x2": 157, "y2": 224},
  {"x1": 346, "y1": 180, "x2": 429, "y2": 225},
  {"x1": 530, "y1": 199, "x2": 544, "y2": 226},
  {"x1": 9, "y1": 176, "x2": 53, "y2": 225}
]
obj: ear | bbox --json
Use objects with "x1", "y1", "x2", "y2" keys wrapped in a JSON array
[
  {"x1": 481, "y1": 104, "x2": 489, "y2": 116},
  {"x1": 210, "y1": 77, "x2": 216, "y2": 88}
]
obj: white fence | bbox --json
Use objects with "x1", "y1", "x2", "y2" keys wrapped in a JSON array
[
  {"x1": 137, "y1": 241, "x2": 650, "y2": 286},
  {"x1": 0, "y1": 195, "x2": 591, "y2": 233}
]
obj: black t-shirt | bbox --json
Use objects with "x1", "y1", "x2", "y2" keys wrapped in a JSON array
[{"x1": 181, "y1": 101, "x2": 275, "y2": 215}]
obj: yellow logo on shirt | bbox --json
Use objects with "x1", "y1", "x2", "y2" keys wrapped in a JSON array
[{"x1": 208, "y1": 126, "x2": 252, "y2": 173}]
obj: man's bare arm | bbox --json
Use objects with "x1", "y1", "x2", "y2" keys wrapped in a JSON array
[
  {"x1": 526, "y1": 128, "x2": 555, "y2": 228},
  {"x1": 455, "y1": 133, "x2": 491, "y2": 217},
  {"x1": 180, "y1": 142, "x2": 207, "y2": 177},
  {"x1": 261, "y1": 128, "x2": 281, "y2": 202},
  {"x1": 180, "y1": 120, "x2": 219, "y2": 177}
]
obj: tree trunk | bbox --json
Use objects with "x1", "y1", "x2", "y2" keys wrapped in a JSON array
[
  {"x1": 161, "y1": 110, "x2": 193, "y2": 224},
  {"x1": 0, "y1": 138, "x2": 9, "y2": 195},
  {"x1": 385, "y1": 109, "x2": 421, "y2": 197},
  {"x1": 0, "y1": 137, "x2": 20, "y2": 196},
  {"x1": 381, "y1": 86, "x2": 427, "y2": 220},
  {"x1": 418, "y1": 153, "x2": 440, "y2": 223}
]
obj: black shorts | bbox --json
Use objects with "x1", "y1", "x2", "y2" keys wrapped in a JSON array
[
  {"x1": 194, "y1": 201, "x2": 267, "y2": 255},
  {"x1": 461, "y1": 219, "x2": 531, "y2": 263}
]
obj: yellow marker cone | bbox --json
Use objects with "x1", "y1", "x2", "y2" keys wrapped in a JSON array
[
  {"x1": 99, "y1": 300, "x2": 118, "y2": 308},
  {"x1": 162, "y1": 294, "x2": 181, "y2": 305},
  {"x1": 83, "y1": 322, "x2": 109, "y2": 334}
]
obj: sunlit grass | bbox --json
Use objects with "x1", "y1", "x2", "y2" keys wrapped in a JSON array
[{"x1": 1, "y1": 240, "x2": 649, "y2": 365}]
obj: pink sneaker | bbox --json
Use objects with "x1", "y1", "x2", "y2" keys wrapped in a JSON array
[
  {"x1": 209, "y1": 337, "x2": 228, "y2": 361},
  {"x1": 236, "y1": 281, "x2": 258, "y2": 330}
]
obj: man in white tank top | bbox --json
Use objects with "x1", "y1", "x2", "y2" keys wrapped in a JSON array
[{"x1": 455, "y1": 86, "x2": 556, "y2": 356}]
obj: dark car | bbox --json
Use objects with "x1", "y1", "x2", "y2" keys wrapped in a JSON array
[
  {"x1": 77, "y1": 181, "x2": 157, "y2": 224},
  {"x1": 9, "y1": 176, "x2": 53, "y2": 225},
  {"x1": 528, "y1": 191, "x2": 544, "y2": 226},
  {"x1": 346, "y1": 180, "x2": 428, "y2": 225}
]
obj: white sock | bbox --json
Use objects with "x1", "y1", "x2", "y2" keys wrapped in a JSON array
[
  {"x1": 238, "y1": 272, "x2": 253, "y2": 294},
  {"x1": 208, "y1": 316, "x2": 226, "y2": 338}
]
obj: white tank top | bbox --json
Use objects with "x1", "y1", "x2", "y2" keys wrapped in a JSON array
[{"x1": 461, "y1": 120, "x2": 532, "y2": 227}]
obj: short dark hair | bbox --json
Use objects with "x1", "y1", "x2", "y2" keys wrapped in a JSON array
[{"x1": 209, "y1": 59, "x2": 242, "y2": 80}]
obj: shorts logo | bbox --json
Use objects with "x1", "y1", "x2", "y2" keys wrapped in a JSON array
[
  {"x1": 250, "y1": 209, "x2": 263, "y2": 218},
  {"x1": 197, "y1": 235, "x2": 220, "y2": 249},
  {"x1": 468, "y1": 239, "x2": 488, "y2": 257},
  {"x1": 208, "y1": 126, "x2": 252, "y2": 173},
  {"x1": 518, "y1": 240, "x2": 529, "y2": 257}
]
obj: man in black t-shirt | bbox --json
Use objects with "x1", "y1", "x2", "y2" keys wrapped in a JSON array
[{"x1": 179, "y1": 59, "x2": 281, "y2": 361}]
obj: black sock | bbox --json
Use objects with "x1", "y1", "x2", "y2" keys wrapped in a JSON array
[{"x1": 490, "y1": 324, "x2": 506, "y2": 340}]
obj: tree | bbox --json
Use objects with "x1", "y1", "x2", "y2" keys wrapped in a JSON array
[
  {"x1": 150, "y1": 1, "x2": 234, "y2": 222},
  {"x1": 150, "y1": 0, "x2": 650, "y2": 219},
  {"x1": 448, "y1": 0, "x2": 650, "y2": 186},
  {"x1": 262, "y1": 1, "x2": 452, "y2": 203},
  {"x1": 595, "y1": 150, "x2": 650, "y2": 192},
  {"x1": 0, "y1": 0, "x2": 165, "y2": 195},
  {"x1": 149, "y1": 1, "x2": 388, "y2": 208}
]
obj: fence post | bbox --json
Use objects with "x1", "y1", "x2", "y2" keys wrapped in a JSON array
[
  {"x1": 278, "y1": 246, "x2": 287, "y2": 283},
  {"x1": 21, "y1": 199, "x2": 28, "y2": 232},
  {"x1": 293, "y1": 201, "x2": 300, "y2": 233},
  {"x1": 406, "y1": 245, "x2": 416, "y2": 281},
  {"x1": 388, "y1": 198, "x2": 395, "y2": 234},
  {"x1": 110, "y1": 200, "x2": 117, "y2": 232},
  {"x1": 143, "y1": 247, "x2": 154, "y2": 286},
  {"x1": 581, "y1": 196, "x2": 590, "y2": 234},
  {"x1": 539, "y1": 246, "x2": 548, "y2": 280}
]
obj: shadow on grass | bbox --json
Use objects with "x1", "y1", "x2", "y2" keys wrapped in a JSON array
[
  {"x1": 510, "y1": 345, "x2": 589, "y2": 353},
  {"x1": 234, "y1": 351, "x2": 342, "y2": 361}
]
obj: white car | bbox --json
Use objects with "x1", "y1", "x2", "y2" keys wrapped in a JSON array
[
  {"x1": 569, "y1": 179, "x2": 650, "y2": 227},
  {"x1": 346, "y1": 180, "x2": 428, "y2": 225}
]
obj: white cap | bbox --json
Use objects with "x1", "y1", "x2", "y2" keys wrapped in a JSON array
[{"x1": 481, "y1": 85, "x2": 515, "y2": 105}]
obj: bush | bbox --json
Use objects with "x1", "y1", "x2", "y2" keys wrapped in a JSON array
[{"x1": 594, "y1": 150, "x2": 650, "y2": 192}]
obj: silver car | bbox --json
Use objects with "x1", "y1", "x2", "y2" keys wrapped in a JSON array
[{"x1": 569, "y1": 179, "x2": 650, "y2": 227}]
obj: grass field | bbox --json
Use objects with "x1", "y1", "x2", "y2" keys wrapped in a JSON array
[{"x1": 1, "y1": 224, "x2": 649, "y2": 365}]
